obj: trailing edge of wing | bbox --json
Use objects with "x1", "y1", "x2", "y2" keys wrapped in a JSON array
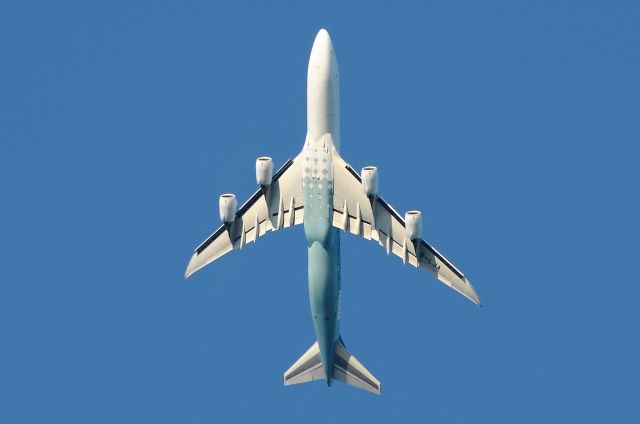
[
  {"x1": 185, "y1": 154, "x2": 304, "y2": 278},
  {"x1": 331, "y1": 153, "x2": 481, "y2": 306}
]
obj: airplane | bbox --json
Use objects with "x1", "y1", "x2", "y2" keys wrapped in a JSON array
[{"x1": 184, "y1": 28, "x2": 481, "y2": 395}]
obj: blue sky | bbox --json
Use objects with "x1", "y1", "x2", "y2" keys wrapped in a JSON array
[{"x1": 2, "y1": 1, "x2": 639, "y2": 422}]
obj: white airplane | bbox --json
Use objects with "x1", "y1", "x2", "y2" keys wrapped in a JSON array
[{"x1": 185, "y1": 29, "x2": 481, "y2": 395}]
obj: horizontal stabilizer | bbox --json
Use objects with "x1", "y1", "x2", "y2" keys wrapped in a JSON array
[
  {"x1": 283, "y1": 340, "x2": 381, "y2": 395},
  {"x1": 333, "y1": 340, "x2": 381, "y2": 395},
  {"x1": 283, "y1": 341, "x2": 326, "y2": 385}
]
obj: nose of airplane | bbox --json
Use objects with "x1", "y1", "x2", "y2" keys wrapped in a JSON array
[
  {"x1": 306, "y1": 28, "x2": 340, "y2": 148},
  {"x1": 313, "y1": 28, "x2": 332, "y2": 50},
  {"x1": 309, "y1": 28, "x2": 336, "y2": 72}
]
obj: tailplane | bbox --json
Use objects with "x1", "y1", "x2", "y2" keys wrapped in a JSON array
[{"x1": 283, "y1": 339, "x2": 381, "y2": 395}]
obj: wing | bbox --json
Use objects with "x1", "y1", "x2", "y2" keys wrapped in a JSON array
[
  {"x1": 331, "y1": 153, "x2": 481, "y2": 306},
  {"x1": 185, "y1": 154, "x2": 304, "y2": 278}
]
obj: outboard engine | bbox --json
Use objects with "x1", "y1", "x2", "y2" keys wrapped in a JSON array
[
  {"x1": 404, "y1": 210, "x2": 422, "y2": 240},
  {"x1": 256, "y1": 157, "x2": 274, "y2": 187},
  {"x1": 219, "y1": 194, "x2": 237, "y2": 224},
  {"x1": 361, "y1": 166, "x2": 378, "y2": 198}
]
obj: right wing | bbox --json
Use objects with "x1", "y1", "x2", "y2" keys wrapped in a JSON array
[
  {"x1": 185, "y1": 154, "x2": 304, "y2": 278},
  {"x1": 331, "y1": 153, "x2": 481, "y2": 306}
]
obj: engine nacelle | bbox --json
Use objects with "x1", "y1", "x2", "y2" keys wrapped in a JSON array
[
  {"x1": 256, "y1": 157, "x2": 274, "y2": 187},
  {"x1": 361, "y1": 166, "x2": 378, "y2": 198},
  {"x1": 404, "y1": 210, "x2": 422, "y2": 240},
  {"x1": 219, "y1": 194, "x2": 237, "y2": 224}
]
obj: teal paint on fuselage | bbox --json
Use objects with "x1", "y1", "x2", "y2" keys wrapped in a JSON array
[{"x1": 303, "y1": 133, "x2": 340, "y2": 384}]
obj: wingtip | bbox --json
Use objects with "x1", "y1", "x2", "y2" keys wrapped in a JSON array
[
  {"x1": 471, "y1": 292, "x2": 483, "y2": 307},
  {"x1": 184, "y1": 265, "x2": 199, "y2": 280},
  {"x1": 473, "y1": 292, "x2": 483, "y2": 307},
  {"x1": 184, "y1": 253, "x2": 199, "y2": 280},
  {"x1": 469, "y1": 288, "x2": 482, "y2": 307},
  {"x1": 461, "y1": 277, "x2": 482, "y2": 307}
]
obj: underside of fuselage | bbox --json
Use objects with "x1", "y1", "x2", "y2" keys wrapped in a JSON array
[{"x1": 303, "y1": 28, "x2": 342, "y2": 386}]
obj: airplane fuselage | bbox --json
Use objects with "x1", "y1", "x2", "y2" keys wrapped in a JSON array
[{"x1": 302, "y1": 29, "x2": 341, "y2": 384}]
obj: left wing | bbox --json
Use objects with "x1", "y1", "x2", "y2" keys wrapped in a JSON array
[
  {"x1": 331, "y1": 153, "x2": 481, "y2": 306},
  {"x1": 185, "y1": 154, "x2": 304, "y2": 278}
]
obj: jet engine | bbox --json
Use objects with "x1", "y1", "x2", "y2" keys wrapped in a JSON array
[
  {"x1": 361, "y1": 166, "x2": 378, "y2": 198},
  {"x1": 404, "y1": 210, "x2": 422, "y2": 240},
  {"x1": 256, "y1": 157, "x2": 274, "y2": 187},
  {"x1": 219, "y1": 194, "x2": 237, "y2": 224}
]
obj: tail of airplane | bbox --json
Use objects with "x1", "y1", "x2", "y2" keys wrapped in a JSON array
[{"x1": 284, "y1": 338, "x2": 381, "y2": 395}]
